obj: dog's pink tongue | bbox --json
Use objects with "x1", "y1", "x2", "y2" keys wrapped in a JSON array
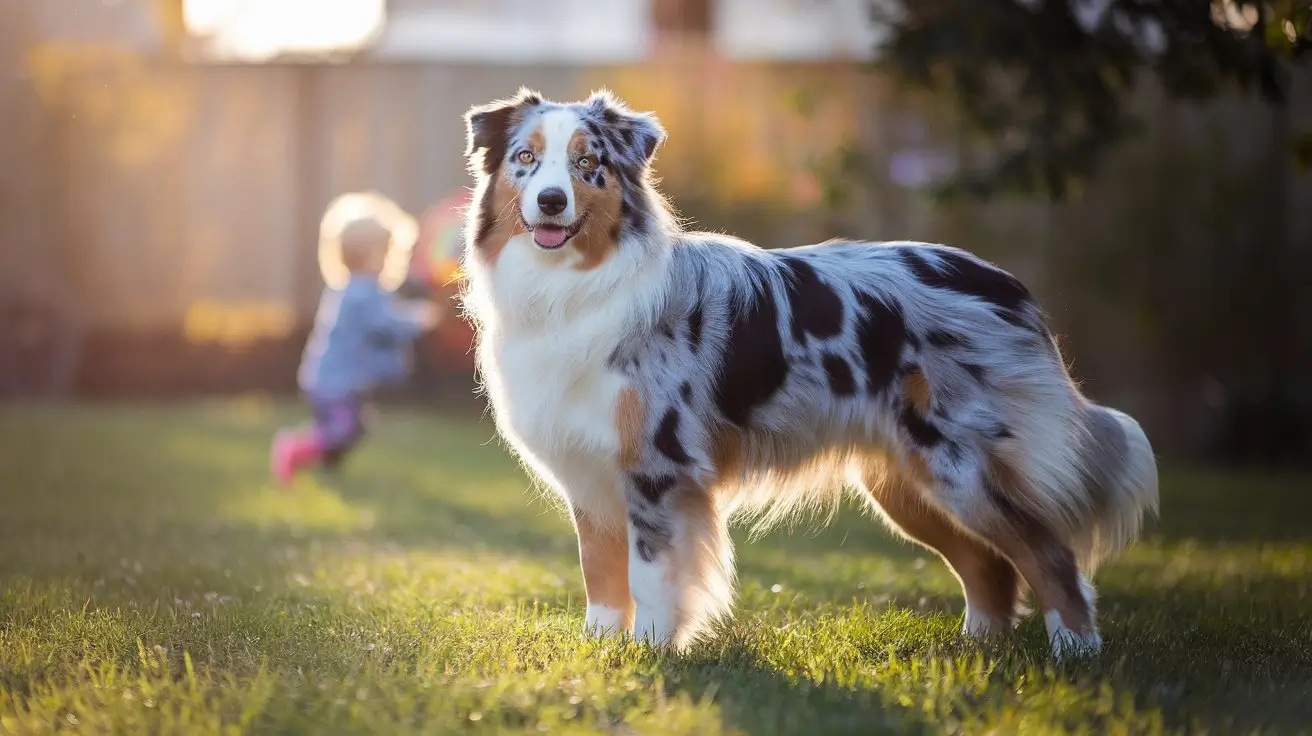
[{"x1": 533, "y1": 225, "x2": 569, "y2": 248}]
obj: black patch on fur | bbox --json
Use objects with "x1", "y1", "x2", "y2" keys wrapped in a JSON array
[
  {"x1": 780, "y1": 256, "x2": 844, "y2": 343},
  {"x1": 926, "y1": 329, "x2": 967, "y2": 348},
  {"x1": 629, "y1": 512, "x2": 665, "y2": 537},
  {"x1": 621, "y1": 199, "x2": 646, "y2": 234},
  {"x1": 628, "y1": 513, "x2": 670, "y2": 562},
  {"x1": 608, "y1": 343, "x2": 640, "y2": 372},
  {"x1": 961, "y1": 362, "x2": 987, "y2": 383},
  {"x1": 821, "y1": 353, "x2": 856, "y2": 396},
  {"x1": 901, "y1": 405, "x2": 944, "y2": 447},
  {"x1": 638, "y1": 132, "x2": 660, "y2": 161},
  {"x1": 993, "y1": 424, "x2": 1014, "y2": 440},
  {"x1": 473, "y1": 169, "x2": 503, "y2": 247},
  {"x1": 659, "y1": 322, "x2": 675, "y2": 340},
  {"x1": 713, "y1": 274, "x2": 789, "y2": 427},
  {"x1": 630, "y1": 473, "x2": 677, "y2": 504},
  {"x1": 854, "y1": 291, "x2": 909, "y2": 395},
  {"x1": 466, "y1": 106, "x2": 518, "y2": 174},
  {"x1": 1048, "y1": 545, "x2": 1089, "y2": 615},
  {"x1": 654, "y1": 408, "x2": 691, "y2": 465},
  {"x1": 999, "y1": 309, "x2": 1035, "y2": 331},
  {"x1": 687, "y1": 305, "x2": 703, "y2": 351},
  {"x1": 945, "y1": 441, "x2": 964, "y2": 464},
  {"x1": 680, "y1": 382, "x2": 693, "y2": 403},
  {"x1": 984, "y1": 478, "x2": 1040, "y2": 534},
  {"x1": 901, "y1": 247, "x2": 1034, "y2": 324}
]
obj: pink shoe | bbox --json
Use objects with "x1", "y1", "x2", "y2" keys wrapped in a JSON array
[{"x1": 271, "y1": 429, "x2": 321, "y2": 487}]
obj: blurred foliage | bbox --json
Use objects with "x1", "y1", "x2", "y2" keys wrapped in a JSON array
[
  {"x1": 1295, "y1": 127, "x2": 1312, "y2": 169},
  {"x1": 873, "y1": 0, "x2": 1312, "y2": 200}
]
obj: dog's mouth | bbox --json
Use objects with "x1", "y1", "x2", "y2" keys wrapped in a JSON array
[{"x1": 523, "y1": 214, "x2": 587, "y2": 250}]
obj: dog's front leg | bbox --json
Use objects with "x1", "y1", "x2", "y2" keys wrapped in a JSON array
[
  {"x1": 623, "y1": 473, "x2": 734, "y2": 651},
  {"x1": 572, "y1": 507, "x2": 635, "y2": 636}
]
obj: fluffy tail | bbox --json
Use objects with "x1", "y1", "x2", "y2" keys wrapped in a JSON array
[{"x1": 1071, "y1": 404, "x2": 1159, "y2": 572}]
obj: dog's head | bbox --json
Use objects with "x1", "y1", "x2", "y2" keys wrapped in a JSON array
[{"x1": 463, "y1": 89, "x2": 666, "y2": 267}]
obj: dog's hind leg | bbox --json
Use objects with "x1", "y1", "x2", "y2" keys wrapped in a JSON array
[
  {"x1": 893, "y1": 365, "x2": 1101, "y2": 659},
  {"x1": 914, "y1": 442, "x2": 1101, "y2": 660},
  {"x1": 856, "y1": 458, "x2": 1023, "y2": 637}
]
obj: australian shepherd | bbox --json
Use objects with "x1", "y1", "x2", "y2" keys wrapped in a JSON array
[{"x1": 459, "y1": 89, "x2": 1158, "y2": 660}]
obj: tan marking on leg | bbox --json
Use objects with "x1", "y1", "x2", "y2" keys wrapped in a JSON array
[
  {"x1": 615, "y1": 387, "x2": 645, "y2": 469},
  {"x1": 574, "y1": 510, "x2": 634, "y2": 626},
  {"x1": 863, "y1": 458, "x2": 1021, "y2": 629}
]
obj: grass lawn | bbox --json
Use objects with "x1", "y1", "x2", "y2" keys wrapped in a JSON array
[{"x1": 1, "y1": 400, "x2": 1310, "y2": 734}]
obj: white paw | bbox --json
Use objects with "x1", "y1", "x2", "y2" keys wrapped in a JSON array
[
  {"x1": 629, "y1": 546, "x2": 677, "y2": 649},
  {"x1": 1045, "y1": 609, "x2": 1103, "y2": 660},
  {"x1": 633, "y1": 607, "x2": 676, "y2": 648},
  {"x1": 583, "y1": 604, "x2": 628, "y2": 638},
  {"x1": 962, "y1": 605, "x2": 1010, "y2": 638}
]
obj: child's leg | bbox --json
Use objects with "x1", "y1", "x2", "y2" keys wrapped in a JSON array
[
  {"x1": 311, "y1": 394, "x2": 366, "y2": 472},
  {"x1": 271, "y1": 394, "x2": 363, "y2": 486},
  {"x1": 320, "y1": 446, "x2": 349, "y2": 472}
]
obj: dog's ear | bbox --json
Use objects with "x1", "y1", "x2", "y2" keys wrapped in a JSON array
[
  {"x1": 586, "y1": 90, "x2": 666, "y2": 166},
  {"x1": 464, "y1": 88, "x2": 542, "y2": 175}
]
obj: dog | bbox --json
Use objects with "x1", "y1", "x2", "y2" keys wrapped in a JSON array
[{"x1": 459, "y1": 89, "x2": 1158, "y2": 660}]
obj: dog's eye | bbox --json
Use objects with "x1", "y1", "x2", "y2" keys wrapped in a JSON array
[
  {"x1": 516, "y1": 150, "x2": 535, "y2": 165},
  {"x1": 577, "y1": 156, "x2": 594, "y2": 171}
]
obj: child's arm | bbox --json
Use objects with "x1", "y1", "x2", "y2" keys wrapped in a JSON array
[{"x1": 359, "y1": 288, "x2": 438, "y2": 342}]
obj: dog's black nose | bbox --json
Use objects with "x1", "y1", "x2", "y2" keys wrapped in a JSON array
[{"x1": 537, "y1": 187, "x2": 568, "y2": 216}]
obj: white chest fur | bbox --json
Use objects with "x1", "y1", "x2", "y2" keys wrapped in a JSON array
[
  {"x1": 466, "y1": 234, "x2": 669, "y2": 525},
  {"x1": 490, "y1": 322, "x2": 628, "y2": 466}
]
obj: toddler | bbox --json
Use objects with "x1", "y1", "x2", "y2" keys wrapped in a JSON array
[{"x1": 271, "y1": 216, "x2": 438, "y2": 485}]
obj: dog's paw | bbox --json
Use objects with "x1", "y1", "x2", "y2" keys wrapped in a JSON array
[
  {"x1": 583, "y1": 604, "x2": 630, "y2": 638},
  {"x1": 962, "y1": 605, "x2": 1014, "y2": 638},
  {"x1": 1046, "y1": 611, "x2": 1103, "y2": 661}
]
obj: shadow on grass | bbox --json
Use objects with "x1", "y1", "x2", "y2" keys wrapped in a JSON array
[{"x1": 654, "y1": 650, "x2": 937, "y2": 735}]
